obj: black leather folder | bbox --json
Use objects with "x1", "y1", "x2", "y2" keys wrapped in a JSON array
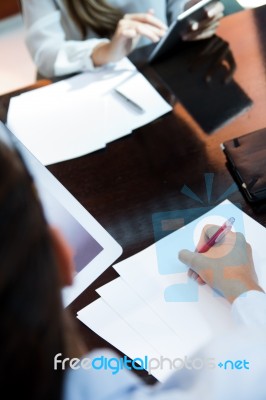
[{"x1": 150, "y1": 37, "x2": 253, "y2": 134}]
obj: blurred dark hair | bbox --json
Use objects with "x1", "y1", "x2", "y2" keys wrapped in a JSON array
[
  {"x1": 0, "y1": 142, "x2": 65, "y2": 399},
  {"x1": 65, "y1": 0, "x2": 123, "y2": 38}
]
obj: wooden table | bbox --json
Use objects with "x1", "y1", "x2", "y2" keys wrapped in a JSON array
[{"x1": 1, "y1": 5, "x2": 266, "y2": 375}]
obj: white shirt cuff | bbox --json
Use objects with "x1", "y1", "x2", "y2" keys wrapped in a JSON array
[
  {"x1": 231, "y1": 290, "x2": 266, "y2": 327},
  {"x1": 54, "y1": 38, "x2": 110, "y2": 76}
]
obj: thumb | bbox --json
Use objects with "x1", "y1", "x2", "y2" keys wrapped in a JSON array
[{"x1": 178, "y1": 249, "x2": 210, "y2": 273}]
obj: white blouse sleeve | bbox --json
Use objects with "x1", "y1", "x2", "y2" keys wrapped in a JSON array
[
  {"x1": 231, "y1": 290, "x2": 266, "y2": 327},
  {"x1": 21, "y1": 0, "x2": 109, "y2": 78}
]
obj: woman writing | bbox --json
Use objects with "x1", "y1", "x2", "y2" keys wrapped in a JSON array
[{"x1": 0, "y1": 123, "x2": 265, "y2": 399}]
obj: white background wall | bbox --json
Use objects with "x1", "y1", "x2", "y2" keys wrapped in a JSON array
[{"x1": 0, "y1": 14, "x2": 36, "y2": 95}]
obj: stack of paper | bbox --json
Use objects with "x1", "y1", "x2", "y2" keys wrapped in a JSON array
[
  {"x1": 7, "y1": 58, "x2": 172, "y2": 166},
  {"x1": 77, "y1": 200, "x2": 266, "y2": 382}
]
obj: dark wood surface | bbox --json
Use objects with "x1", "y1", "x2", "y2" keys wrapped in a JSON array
[
  {"x1": 0, "y1": 0, "x2": 21, "y2": 19},
  {"x1": 1, "y1": 5, "x2": 266, "y2": 378}
]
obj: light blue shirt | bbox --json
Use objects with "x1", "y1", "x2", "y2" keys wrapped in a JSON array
[{"x1": 64, "y1": 291, "x2": 266, "y2": 400}]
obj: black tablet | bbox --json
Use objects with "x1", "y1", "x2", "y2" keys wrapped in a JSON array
[{"x1": 148, "y1": 0, "x2": 218, "y2": 63}]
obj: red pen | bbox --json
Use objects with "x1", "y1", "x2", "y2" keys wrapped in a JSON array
[{"x1": 196, "y1": 217, "x2": 235, "y2": 253}]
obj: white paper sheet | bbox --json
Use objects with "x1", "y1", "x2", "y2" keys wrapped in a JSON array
[
  {"x1": 7, "y1": 58, "x2": 172, "y2": 165},
  {"x1": 113, "y1": 200, "x2": 266, "y2": 340},
  {"x1": 77, "y1": 298, "x2": 172, "y2": 382},
  {"x1": 12, "y1": 58, "x2": 136, "y2": 102},
  {"x1": 103, "y1": 94, "x2": 133, "y2": 143},
  {"x1": 7, "y1": 95, "x2": 106, "y2": 165},
  {"x1": 112, "y1": 72, "x2": 172, "y2": 131},
  {"x1": 96, "y1": 278, "x2": 192, "y2": 359},
  {"x1": 77, "y1": 200, "x2": 266, "y2": 382}
]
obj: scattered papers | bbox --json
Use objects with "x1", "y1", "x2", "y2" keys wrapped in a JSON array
[
  {"x1": 7, "y1": 95, "x2": 106, "y2": 165},
  {"x1": 7, "y1": 58, "x2": 172, "y2": 165},
  {"x1": 77, "y1": 200, "x2": 266, "y2": 382},
  {"x1": 77, "y1": 298, "x2": 169, "y2": 382},
  {"x1": 96, "y1": 278, "x2": 199, "y2": 358}
]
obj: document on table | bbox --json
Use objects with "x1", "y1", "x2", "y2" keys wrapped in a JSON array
[
  {"x1": 77, "y1": 200, "x2": 266, "y2": 382},
  {"x1": 7, "y1": 58, "x2": 172, "y2": 165},
  {"x1": 77, "y1": 298, "x2": 171, "y2": 382},
  {"x1": 7, "y1": 95, "x2": 106, "y2": 166}
]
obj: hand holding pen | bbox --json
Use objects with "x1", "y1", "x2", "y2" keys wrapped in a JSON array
[
  {"x1": 188, "y1": 217, "x2": 235, "y2": 285},
  {"x1": 178, "y1": 218, "x2": 263, "y2": 303}
]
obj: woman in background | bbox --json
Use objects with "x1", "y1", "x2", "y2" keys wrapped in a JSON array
[{"x1": 21, "y1": 0, "x2": 224, "y2": 78}]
